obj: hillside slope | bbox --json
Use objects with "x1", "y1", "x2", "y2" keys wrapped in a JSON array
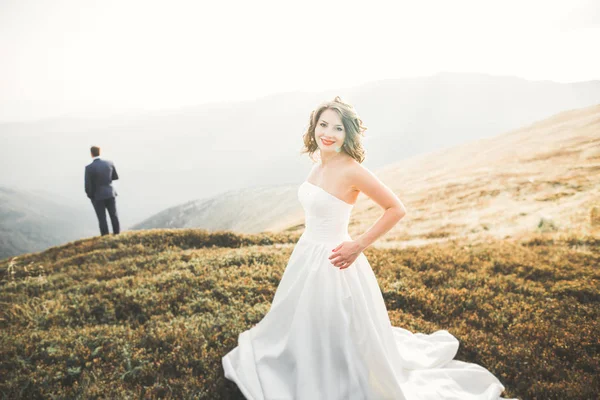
[
  {"x1": 0, "y1": 186, "x2": 97, "y2": 260},
  {"x1": 1, "y1": 229, "x2": 598, "y2": 398},
  {"x1": 131, "y1": 184, "x2": 300, "y2": 234}
]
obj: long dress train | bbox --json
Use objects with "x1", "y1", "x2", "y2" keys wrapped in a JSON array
[{"x1": 222, "y1": 180, "x2": 516, "y2": 400}]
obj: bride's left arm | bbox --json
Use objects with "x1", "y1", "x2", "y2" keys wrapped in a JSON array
[{"x1": 352, "y1": 165, "x2": 407, "y2": 251}]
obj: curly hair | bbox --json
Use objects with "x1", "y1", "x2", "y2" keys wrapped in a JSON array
[{"x1": 300, "y1": 96, "x2": 367, "y2": 163}]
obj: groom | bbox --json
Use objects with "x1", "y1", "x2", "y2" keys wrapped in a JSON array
[{"x1": 85, "y1": 146, "x2": 121, "y2": 236}]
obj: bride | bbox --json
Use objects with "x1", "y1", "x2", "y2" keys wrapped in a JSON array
[{"x1": 222, "y1": 96, "x2": 516, "y2": 399}]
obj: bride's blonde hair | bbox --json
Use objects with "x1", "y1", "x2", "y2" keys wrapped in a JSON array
[{"x1": 301, "y1": 96, "x2": 367, "y2": 163}]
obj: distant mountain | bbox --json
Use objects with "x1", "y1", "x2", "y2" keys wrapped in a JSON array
[
  {"x1": 1, "y1": 72, "x2": 599, "y2": 229},
  {"x1": 0, "y1": 186, "x2": 97, "y2": 260},
  {"x1": 131, "y1": 184, "x2": 302, "y2": 233}
]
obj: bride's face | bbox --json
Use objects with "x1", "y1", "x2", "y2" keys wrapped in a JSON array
[{"x1": 315, "y1": 108, "x2": 346, "y2": 154}]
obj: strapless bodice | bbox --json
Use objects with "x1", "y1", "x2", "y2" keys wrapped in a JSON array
[{"x1": 298, "y1": 181, "x2": 354, "y2": 244}]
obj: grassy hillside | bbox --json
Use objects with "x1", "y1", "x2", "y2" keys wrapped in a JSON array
[
  {"x1": 1, "y1": 229, "x2": 598, "y2": 399},
  {"x1": 371, "y1": 103, "x2": 600, "y2": 248}
]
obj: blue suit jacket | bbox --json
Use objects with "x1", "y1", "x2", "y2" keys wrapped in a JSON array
[{"x1": 85, "y1": 158, "x2": 119, "y2": 201}]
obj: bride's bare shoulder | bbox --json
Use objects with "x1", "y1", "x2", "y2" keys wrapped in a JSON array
[
  {"x1": 342, "y1": 157, "x2": 365, "y2": 190},
  {"x1": 346, "y1": 158, "x2": 379, "y2": 189}
]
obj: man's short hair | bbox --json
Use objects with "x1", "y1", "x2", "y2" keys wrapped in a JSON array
[{"x1": 91, "y1": 146, "x2": 101, "y2": 157}]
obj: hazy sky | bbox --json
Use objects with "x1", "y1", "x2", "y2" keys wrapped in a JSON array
[{"x1": 1, "y1": 0, "x2": 599, "y2": 123}]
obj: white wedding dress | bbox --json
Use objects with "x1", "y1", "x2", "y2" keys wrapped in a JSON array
[{"x1": 222, "y1": 181, "x2": 516, "y2": 400}]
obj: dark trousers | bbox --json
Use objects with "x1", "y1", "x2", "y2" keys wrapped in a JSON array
[{"x1": 92, "y1": 197, "x2": 120, "y2": 236}]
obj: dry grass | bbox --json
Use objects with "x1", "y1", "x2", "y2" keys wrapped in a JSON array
[{"x1": 1, "y1": 229, "x2": 598, "y2": 399}]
